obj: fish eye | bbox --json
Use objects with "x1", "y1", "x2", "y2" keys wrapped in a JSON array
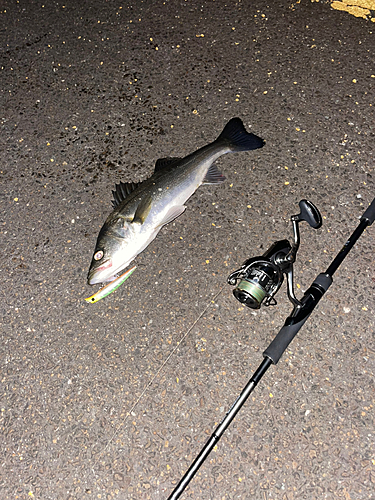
[{"x1": 94, "y1": 250, "x2": 104, "y2": 260}]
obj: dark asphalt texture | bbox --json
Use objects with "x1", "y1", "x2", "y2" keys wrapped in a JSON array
[{"x1": 1, "y1": 1, "x2": 374, "y2": 499}]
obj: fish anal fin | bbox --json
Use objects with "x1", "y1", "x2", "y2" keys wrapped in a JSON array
[
  {"x1": 155, "y1": 205, "x2": 186, "y2": 228},
  {"x1": 154, "y1": 157, "x2": 181, "y2": 172},
  {"x1": 203, "y1": 164, "x2": 226, "y2": 184},
  {"x1": 112, "y1": 181, "x2": 140, "y2": 208}
]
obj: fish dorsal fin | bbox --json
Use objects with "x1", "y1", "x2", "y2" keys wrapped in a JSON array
[
  {"x1": 154, "y1": 157, "x2": 181, "y2": 172},
  {"x1": 112, "y1": 181, "x2": 139, "y2": 208},
  {"x1": 202, "y1": 164, "x2": 226, "y2": 184}
]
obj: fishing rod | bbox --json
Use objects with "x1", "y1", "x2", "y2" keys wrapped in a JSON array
[{"x1": 166, "y1": 196, "x2": 375, "y2": 500}]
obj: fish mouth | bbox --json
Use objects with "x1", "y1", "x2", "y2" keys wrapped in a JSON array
[{"x1": 87, "y1": 259, "x2": 114, "y2": 285}]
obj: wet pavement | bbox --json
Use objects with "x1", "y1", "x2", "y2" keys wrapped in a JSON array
[{"x1": 1, "y1": 1, "x2": 374, "y2": 499}]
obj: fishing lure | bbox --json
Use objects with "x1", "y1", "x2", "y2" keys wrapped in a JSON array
[{"x1": 85, "y1": 266, "x2": 137, "y2": 303}]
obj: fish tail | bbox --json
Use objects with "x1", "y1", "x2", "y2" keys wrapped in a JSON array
[{"x1": 217, "y1": 117, "x2": 265, "y2": 151}]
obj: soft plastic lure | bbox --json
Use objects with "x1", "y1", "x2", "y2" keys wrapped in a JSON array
[{"x1": 85, "y1": 266, "x2": 136, "y2": 303}]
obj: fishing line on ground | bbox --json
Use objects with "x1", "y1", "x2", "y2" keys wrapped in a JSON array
[{"x1": 92, "y1": 286, "x2": 224, "y2": 469}]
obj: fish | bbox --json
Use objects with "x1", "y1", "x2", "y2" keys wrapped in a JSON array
[
  {"x1": 85, "y1": 265, "x2": 137, "y2": 303},
  {"x1": 87, "y1": 117, "x2": 264, "y2": 285}
]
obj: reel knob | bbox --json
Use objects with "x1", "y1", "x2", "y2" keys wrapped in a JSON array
[{"x1": 296, "y1": 199, "x2": 322, "y2": 229}]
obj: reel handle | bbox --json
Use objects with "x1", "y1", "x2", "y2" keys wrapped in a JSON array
[{"x1": 294, "y1": 199, "x2": 322, "y2": 229}]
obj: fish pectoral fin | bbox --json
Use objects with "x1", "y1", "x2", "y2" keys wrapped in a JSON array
[
  {"x1": 156, "y1": 205, "x2": 186, "y2": 228},
  {"x1": 154, "y1": 157, "x2": 181, "y2": 172},
  {"x1": 202, "y1": 164, "x2": 226, "y2": 184},
  {"x1": 132, "y1": 194, "x2": 152, "y2": 224}
]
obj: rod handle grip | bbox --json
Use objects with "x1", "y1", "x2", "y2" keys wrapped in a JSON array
[
  {"x1": 263, "y1": 274, "x2": 332, "y2": 364},
  {"x1": 263, "y1": 319, "x2": 308, "y2": 365},
  {"x1": 361, "y1": 197, "x2": 375, "y2": 225}
]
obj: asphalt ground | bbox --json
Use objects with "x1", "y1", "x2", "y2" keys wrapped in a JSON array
[{"x1": 1, "y1": 1, "x2": 374, "y2": 499}]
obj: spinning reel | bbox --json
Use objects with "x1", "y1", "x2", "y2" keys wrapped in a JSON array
[{"x1": 228, "y1": 200, "x2": 322, "y2": 309}]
